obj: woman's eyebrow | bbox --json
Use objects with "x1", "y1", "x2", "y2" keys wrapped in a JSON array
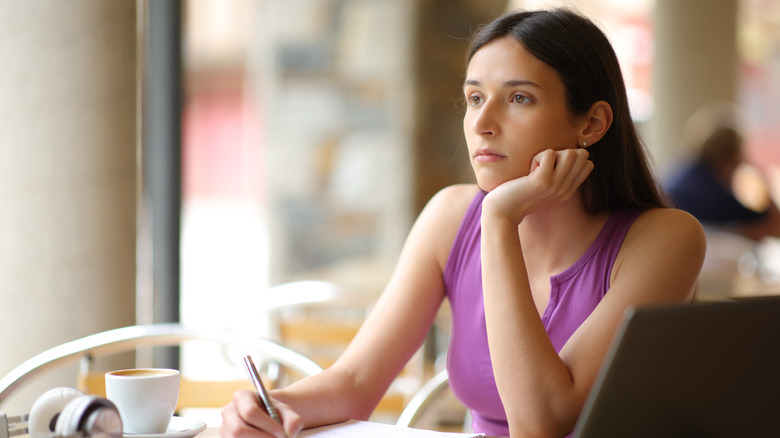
[
  {"x1": 463, "y1": 79, "x2": 542, "y2": 89},
  {"x1": 505, "y1": 79, "x2": 542, "y2": 88},
  {"x1": 463, "y1": 79, "x2": 482, "y2": 89}
]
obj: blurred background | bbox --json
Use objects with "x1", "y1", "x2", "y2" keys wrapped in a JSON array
[{"x1": 1, "y1": 0, "x2": 779, "y2": 423}]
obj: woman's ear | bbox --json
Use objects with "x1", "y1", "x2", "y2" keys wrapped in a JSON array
[{"x1": 578, "y1": 101, "x2": 613, "y2": 147}]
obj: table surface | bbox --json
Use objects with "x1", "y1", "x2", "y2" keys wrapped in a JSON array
[
  {"x1": 199, "y1": 426, "x2": 506, "y2": 438},
  {"x1": 201, "y1": 428, "x2": 220, "y2": 438}
]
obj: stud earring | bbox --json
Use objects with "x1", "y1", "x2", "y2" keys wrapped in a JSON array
[{"x1": 582, "y1": 141, "x2": 588, "y2": 147}]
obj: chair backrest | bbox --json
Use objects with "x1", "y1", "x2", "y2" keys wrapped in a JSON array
[
  {"x1": 396, "y1": 369, "x2": 451, "y2": 428},
  {"x1": 265, "y1": 280, "x2": 373, "y2": 368},
  {"x1": 264, "y1": 280, "x2": 425, "y2": 422},
  {"x1": 395, "y1": 369, "x2": 469, "y2": 433},
  {"x1": 0, "y1": 324, "x2": 322, "y2": 410}
]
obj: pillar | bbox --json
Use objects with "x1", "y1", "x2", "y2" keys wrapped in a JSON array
[
  {"x1": 0, "y1": 0, "x2": 137, "y2": 412},
  {"x1": 649, "y1": 0, "x2": 739, "y2": 173}
]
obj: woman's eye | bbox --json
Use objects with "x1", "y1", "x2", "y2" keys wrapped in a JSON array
[
  {"x1": 466, "y1": 93, "x2": 485, "y2": 106},
  {"x1": 511, "y1": 94, "x2": 530, "y2": 104}
]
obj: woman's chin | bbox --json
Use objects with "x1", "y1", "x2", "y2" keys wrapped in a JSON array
[
  {"x1": 476, "y1": 182, "x2": 497, "y2": 193},
  {"x1": 474, "y1": 175, "x2": 516, "y2": 193}
]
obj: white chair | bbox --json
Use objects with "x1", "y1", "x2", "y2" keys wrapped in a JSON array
[
  {"x1": 396, "y1": 369, "x2": 469, "y2": 432},
  {"x1": 264, "y1": 280, "x2": 426, "y2": 422},
  {"x1": 396, "y1": 369, "x2": 450, "y2": 428},
  {"x1": 0, "y1": 323, "x2": 322, "y2": 411}
]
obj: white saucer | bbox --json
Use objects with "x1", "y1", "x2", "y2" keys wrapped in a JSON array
[{"x1": 122, "y1": 416, "x2": 207, "y2": 438}]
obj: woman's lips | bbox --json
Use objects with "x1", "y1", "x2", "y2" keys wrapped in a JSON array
[{"x1": 473, "y1": 148, "x2": 506, "y2": 162}]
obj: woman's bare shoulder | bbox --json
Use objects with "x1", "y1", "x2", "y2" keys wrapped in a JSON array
[
  {"x1": 412, "y1": 184, "x2": 483, "y2": 263},
  {"x1": 426, "y1": 184, "x2": 482, "y2": 211},
  {"x1": 611, "y1": 207, "x2": 706, "y2": 303},
  {"x1": 630, "y1": 207, "x2": 705, "y2": 240},
  {"x1": 419, "y1": 184, "x2": 482, "y2": 228},
  {"x1": 623, "y1": 208, "x2": 706, "y2": 272}
]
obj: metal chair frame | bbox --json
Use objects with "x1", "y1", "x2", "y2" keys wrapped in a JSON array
[
  {"x1": 0, "y1": 323, "x2": 322, "y2": 407},
  {"x1": 395, "y1": 369, "x2": 451, "y2": 428}
]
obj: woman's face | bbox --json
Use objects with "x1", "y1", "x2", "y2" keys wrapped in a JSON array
[{"x1": 463, "y1": 36, "x2": 584, "y2": 191}]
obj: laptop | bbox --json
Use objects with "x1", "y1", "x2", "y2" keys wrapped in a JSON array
[{"x1": 572, "y1": 296, "x2": 780, "y2": 438}]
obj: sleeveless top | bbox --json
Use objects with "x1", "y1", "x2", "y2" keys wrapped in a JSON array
[{"x1": 444, "y1": 190, "x2": 643, "y2": 436}]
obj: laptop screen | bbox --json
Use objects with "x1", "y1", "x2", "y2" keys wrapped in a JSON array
[{"x1": 573, "y1": 296, "x2": 780, "y2": 438}]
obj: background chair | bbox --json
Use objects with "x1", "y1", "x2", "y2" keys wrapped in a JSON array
[
  {"x1": 0, "y1": 324, "x2": 322, "y2": 417},
  {"x1": 396, "y1": 369, "x2": 469, "y2": 433},
  {"x1": 263, "y1": 280, "x2": 426, "y2": 423}
]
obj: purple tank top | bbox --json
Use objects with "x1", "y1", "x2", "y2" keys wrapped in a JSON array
[{"x1": 444, "y1": 190, "x2": 642, "y2": 436}]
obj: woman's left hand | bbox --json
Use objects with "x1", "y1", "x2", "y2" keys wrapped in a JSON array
[{"x1": 483, "y1": 148, "x2": 594, "y2": 224}]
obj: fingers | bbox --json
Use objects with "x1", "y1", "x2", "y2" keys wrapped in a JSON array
[
  {"x1": 554, "y1": 148, "x2": 593, "y2": 196},
  {"x1": 571, "y1": 158, "x2": 595, "y2": 191},
  {"x1": 275, "y1": 400, "x2": 305, "y2": 438},
  {"x1": 221, "y1": 390, "x2": 299, "y2": 438},
  {"x1": 531, "y1": 149, "x2": 556, "y2": 174},
  {"x1": 530, "y1": 148, "x2": 592, "y2": 197},
  {"x1": 486, "y1": 147, "x2": 592, "y2": 221}
]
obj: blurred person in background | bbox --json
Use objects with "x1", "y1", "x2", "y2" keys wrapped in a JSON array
[{"x1": 667, "y1": 102, "x2": 780, "y2": 241}]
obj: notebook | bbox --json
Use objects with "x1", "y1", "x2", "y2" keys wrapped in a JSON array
[
  {"x1": 299, "y1": 419, "x2": 484, "y2": 437},
  {"x1": 572, "y1": 296, "x2": 780, "y2": 438}
]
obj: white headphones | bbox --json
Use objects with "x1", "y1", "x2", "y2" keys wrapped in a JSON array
[{"x1": 22, "y1": 387, "x2": 122, "y2": 438}]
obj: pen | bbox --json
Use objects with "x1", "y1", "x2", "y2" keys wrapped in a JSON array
[{"x1": 243, "y1": 355, "x2": 287, "y2": 437}]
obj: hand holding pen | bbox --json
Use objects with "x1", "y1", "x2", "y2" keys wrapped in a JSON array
[{"x1": 243, "y1": 355, "x2": 289, "y2": 438}]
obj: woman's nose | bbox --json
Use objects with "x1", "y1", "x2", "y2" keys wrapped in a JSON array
[{"x1": 472, "y1": 101, "x2": 498, "y2": 136}]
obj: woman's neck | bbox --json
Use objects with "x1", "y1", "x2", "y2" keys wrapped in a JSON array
[{"x1": 518, "y1": 196, "x2": 609, "y2": 275}]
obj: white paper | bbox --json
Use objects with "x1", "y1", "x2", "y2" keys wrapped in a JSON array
[{"x1": 299, "y1": 420, "x2": 484, "y2": 437}]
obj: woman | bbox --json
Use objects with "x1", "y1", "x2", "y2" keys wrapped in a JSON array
[{"x1": 221, "y1": 9, "x2": 705, "y2": 438}]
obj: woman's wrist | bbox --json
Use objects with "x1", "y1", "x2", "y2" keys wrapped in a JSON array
[
  {"x1": 481, "y1": 197, "x2": 527, "y2": 228},
  {"x1": 481, "y1": 209, "x2": 523, "y2": 243}
]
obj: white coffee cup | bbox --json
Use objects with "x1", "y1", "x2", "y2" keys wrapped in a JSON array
[{"x1": 105, "y1": 368, "x2": 180, "y2": 434}]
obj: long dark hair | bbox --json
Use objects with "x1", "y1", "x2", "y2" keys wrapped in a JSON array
[{"x1": 467, "y1": 9, "x2": 667, "y2": 212}]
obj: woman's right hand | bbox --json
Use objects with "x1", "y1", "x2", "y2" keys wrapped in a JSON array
[
  {"x1": 483, "y1": 148, "x2": 593, "y2": 224},
  {"x1": 220, "y1": 390, "x2": 303, "y2": 438}
]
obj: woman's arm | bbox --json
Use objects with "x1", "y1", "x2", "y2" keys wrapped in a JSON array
[
  {"x1": 484, "y1": 208, "x2": 704, "y2": 437},
  {"x1": 220, "y1": 184, "x2": 480, "y2": 438},
  {"x1": 480, "y1": 150, "x2": 706, "y2": 437}
]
